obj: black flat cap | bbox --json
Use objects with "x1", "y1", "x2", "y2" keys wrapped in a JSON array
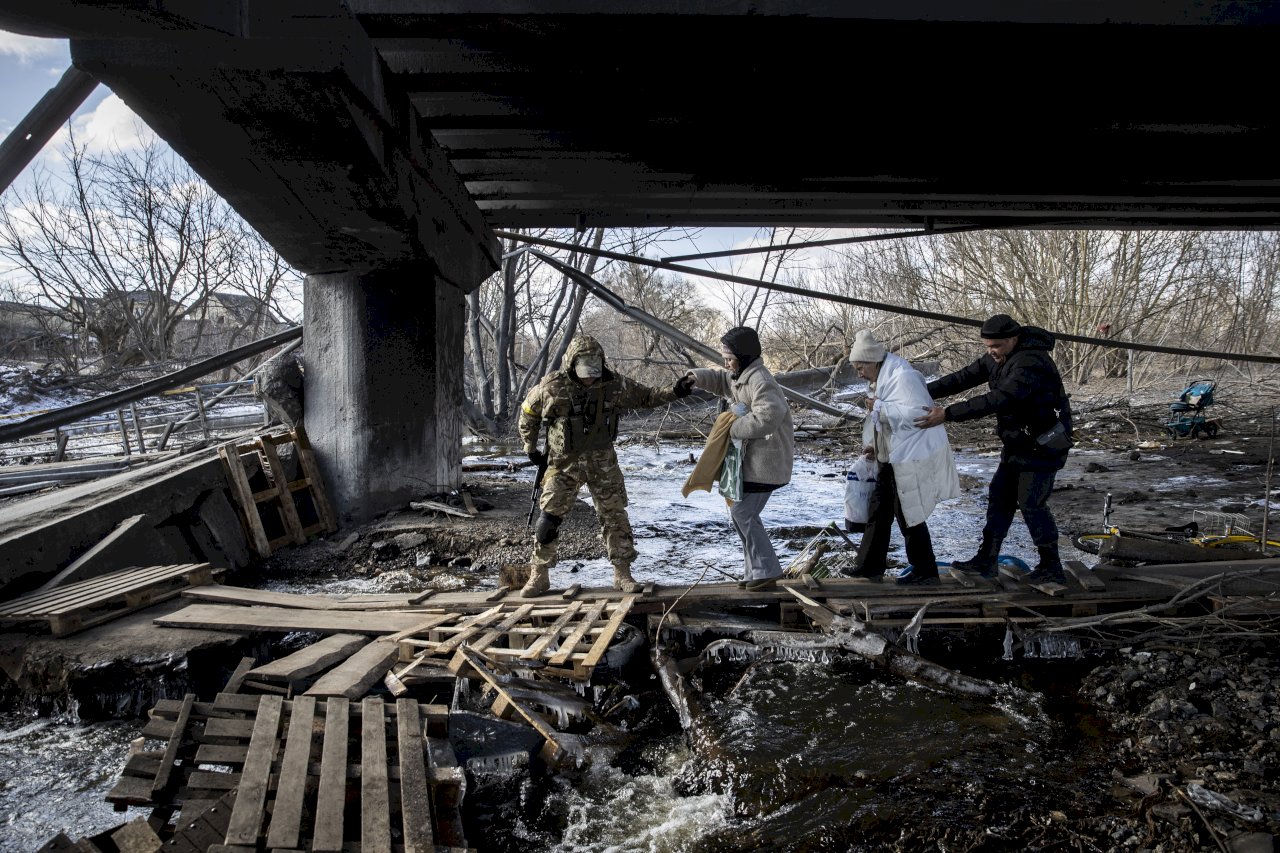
[{"x1": 980, "y1": 314, "x2": 1023, "y2": 339}]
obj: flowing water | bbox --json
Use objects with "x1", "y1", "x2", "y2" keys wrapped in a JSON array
[{"x1": 0, "y1": 711, "x2": 143, "y2": 850}]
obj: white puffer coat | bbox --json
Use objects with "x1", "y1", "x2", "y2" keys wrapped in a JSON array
[{"x1": 863, "y1": 353, "x2": 960, "y2": 527}]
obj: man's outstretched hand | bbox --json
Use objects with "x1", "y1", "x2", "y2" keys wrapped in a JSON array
[{"x1": 915, "y1": 405, "x2": 946, "y2": 429}]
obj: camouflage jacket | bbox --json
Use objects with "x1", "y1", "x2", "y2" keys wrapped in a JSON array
[{"x1": 519, "y1": 336, "x2": 678, "y2": 458}]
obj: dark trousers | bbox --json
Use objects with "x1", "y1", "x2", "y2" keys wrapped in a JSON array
[
  {"x1": 982, "y1": 461, "x2": 1059, "y2": 550},
  {"x1": 855, "y1": 463, "x2": 938, "y2": 577}
]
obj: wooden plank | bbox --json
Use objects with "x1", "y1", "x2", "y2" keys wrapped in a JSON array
[
  {"x1": 193, "y1": 744, "x2": 248, "y2": 765},
  {"x1": 395, "y1": 699, "x2": 435, "y2": 853},
  {"x1": 997, "y1": 564, "x2": 1067, "y2": 597},
  {"x1": 0, "y1": 564, "x2": 210, "y2": 617},
  {"x1": 220, "y1": 444, "x2": 272, "y2": 558},
  {"x1": 548, "y1": 600, "x2": 608, "y2": 667},
  {"x1": 431, "y1": 605, "x2": 509, "y2": 655},
  {"x1": 247, "y1": 634, "x2": 368, "y2": 682},
  {"x1": 458, "y1": 646, "x2": 573, "y2": 767},
  {"x1": 264, "y1": 695, "x2": 315, "y2": 850},
  {"x1": 183, "y1": 585, "x2": 365, "y2": 611},
  {"x1": 467, "y1": 603, "x2": 536, "y2": 655},
  {"x1": 154, "y1": 603, "x2": 434, "y2": 634},
  {"x1": 34, "y1": 514, "x2": 147, "y2": 593},
  {"x1": 1064, "y1": 559, "x2": 1107, "y2": 592},
  {"x1": 313, "y1": 698, "x2": 349, "y2": 853},
  {"x1": 448, "y1": 603, "x2": 537, "y2": 675},
  {"x1": 407, "y1": 589, "x2": 436, "y2": 605},
  {"x1": 152, "y1": 693, "x2": 194, "y2": 797},
  {"x1": 293, "y1": 424, "x2": 337, "y2": 532},
  {"x1": 361, "y1": 697, "x2": 392, "y2": 853},
  {"x1": 257, "y1": 436, "x2": 307, "y2": 545},
  {"x1": 560, "y1": 584, "x2": 581, "y2": 600},
  {"x1": 304, "y1": 639, "x2": 400, "y2": 699},
  {"x1": 204, "y1": 692, "x2": 449, "y2": 732},
  {"x1": 386, "y1": 612, "x2": 465, "y2": 644},
  {"x1": 223, "y1": 695, "x2": 282, "y2": 847},
  {"x1": 483, "y1": 585, "x2": 512, "y2": 602},
  {"x1": 459, "y1": 489, "x2": 478, "y2": 517},
  {"x1": 800, "y1": 572, "x2": 821, "y2": 590},
  {"x1": 409, "y1": 499, "x2": 472, "y2": 518},
  {"x1": 575, "y1": 596, "x2": 637, "y2": 676}
]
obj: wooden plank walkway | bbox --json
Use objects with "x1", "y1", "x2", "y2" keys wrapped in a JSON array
[
  {"x1": 392, "y1": 596, "x2": 637, "y2": 682},
  {"x1": 113, "y1": 692, "x2": 463, "y2": 850},
  {"x1": 150, "y1": 564, "x2": 1222, "y2": 638},
  {"x1": 0, "y1": 563, "x2": 218, "y2": 636}
]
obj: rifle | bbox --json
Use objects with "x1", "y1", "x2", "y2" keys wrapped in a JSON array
[{"x1": 527, "y1": 449, "x2": 549, "y2": 527}]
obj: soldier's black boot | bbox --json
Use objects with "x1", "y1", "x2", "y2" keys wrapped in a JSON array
[{"x1": 1025, "y1": 545, "x2": 1066, "y2": 584}]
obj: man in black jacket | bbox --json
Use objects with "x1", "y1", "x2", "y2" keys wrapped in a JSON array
[{"x1": 915, "y1": 314, "x2": 1073, "y2": 583}]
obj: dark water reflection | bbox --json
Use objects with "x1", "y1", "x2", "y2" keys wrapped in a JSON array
[{"x1": 469, "y1": 654, "x2": 1109, "y2": 853}]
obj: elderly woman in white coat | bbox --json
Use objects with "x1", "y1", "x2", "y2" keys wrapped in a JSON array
[{"x1": 848, "y1": 329, "x2": 960, "y2": 586}]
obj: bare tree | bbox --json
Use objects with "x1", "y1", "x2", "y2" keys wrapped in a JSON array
[{"x1": 0, "y1": 133, "x2": 298, "y2": 373}]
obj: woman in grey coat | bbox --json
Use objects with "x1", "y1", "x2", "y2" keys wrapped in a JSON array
[{"x1": 687, "y1": 326, "x2": 795, "y2": 591}]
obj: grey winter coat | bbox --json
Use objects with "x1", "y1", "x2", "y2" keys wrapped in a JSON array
[{"x1": 690, "y1": 361, "x2": 794, "y2": 487}]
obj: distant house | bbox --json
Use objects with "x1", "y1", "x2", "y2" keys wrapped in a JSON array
[{"x1": 204, "y1": 291, "x2": 287, "y2": 331}]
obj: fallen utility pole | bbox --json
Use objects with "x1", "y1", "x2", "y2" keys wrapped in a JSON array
[
  {"x1": 0, "y1": 67, "x2": 97, "y2": 195},
  {"x1": 519, "y1": 248, "x2": 849, "y2": 420}
]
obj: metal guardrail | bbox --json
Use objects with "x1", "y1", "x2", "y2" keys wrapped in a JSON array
[{"x1": 0, "y1": 380, "x2": 268, "y2": 465}]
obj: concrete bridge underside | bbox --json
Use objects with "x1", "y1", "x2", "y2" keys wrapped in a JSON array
[{"x1": 1, "y1": 1, "x2": 1278, "y2": 522}]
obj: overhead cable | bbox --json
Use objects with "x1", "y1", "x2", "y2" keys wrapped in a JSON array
[{"x1": 495, "y1": 230, "x2": 1280, "y2": 366}]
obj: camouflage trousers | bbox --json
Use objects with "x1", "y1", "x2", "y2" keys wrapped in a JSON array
[{"x1": 531, "y1": 448, "x2": 635, "y2": 569}]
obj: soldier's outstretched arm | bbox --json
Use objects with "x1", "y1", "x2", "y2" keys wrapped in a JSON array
[{"x1": 614, "y1": 374, "x2": 680, "y2": 410}]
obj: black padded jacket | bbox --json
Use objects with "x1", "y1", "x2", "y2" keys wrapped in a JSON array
[{"x1": 926, "y1": 326, "x2": 1072, "y2": 471}]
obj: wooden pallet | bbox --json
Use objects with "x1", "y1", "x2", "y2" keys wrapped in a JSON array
[
  {"x1": 219, "y1": 425, "x2": 336, "y2": 558},
  {"x1": 392, "y1": 596, "x2": 636, "y2": 682},
  {"x1": 112, "y1": 693, "x2": 464, "y2": 851},
  {"x1": 0, "y1": 563, "x2": 217, "y2": 636}
]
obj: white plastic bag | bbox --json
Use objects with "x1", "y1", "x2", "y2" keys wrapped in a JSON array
[{"x1": 843, "y1": 455, "x2": 878, "y2": 528}]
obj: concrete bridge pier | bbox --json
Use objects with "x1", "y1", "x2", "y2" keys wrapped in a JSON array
[{"x1": 304, "y1": 268, "x2": 466, "y2": 525}]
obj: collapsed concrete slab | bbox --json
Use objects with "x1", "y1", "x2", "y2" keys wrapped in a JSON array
[{"x1": 0, "y1": 448, "x2": 250, "y2": 599}]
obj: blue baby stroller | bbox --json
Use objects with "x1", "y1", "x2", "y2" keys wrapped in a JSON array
[{"x1": 1164, "y1": 379, "x2": 1220, "y2": 439}]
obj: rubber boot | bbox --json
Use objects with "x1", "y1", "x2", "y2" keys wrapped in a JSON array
[
  {"x1": 612, "y1": 562, "x2": 642, "y2": 593},
  {"x1": 1025, "y1": 545, "x2": 1066, "y2": 584},
  {"x1": 519, "y1": 564, "x2": 551, "y2": 598},
  {"x1": 951, "y1": 540, "x2": 999, "y2": 579}
]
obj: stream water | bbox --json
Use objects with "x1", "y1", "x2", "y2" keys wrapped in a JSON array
[{"x1": 0, "y1": 443, "x2": 1105, "y2": 851}]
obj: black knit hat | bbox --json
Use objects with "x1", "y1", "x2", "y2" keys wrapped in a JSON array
[
  {"x1": 979, "y1": 314, "x2": 1023, "y2": 339},
  {"x1": 720, "y1": 326, "x2": 762, "y2": 359}
]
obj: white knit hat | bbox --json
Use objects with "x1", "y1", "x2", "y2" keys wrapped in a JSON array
[{"x1": 850, "y1": 329, "x2": 886, "y2": 363}]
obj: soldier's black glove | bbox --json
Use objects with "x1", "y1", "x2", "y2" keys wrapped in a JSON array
[
  {"x1": 527, "y1": 448, "x2": 547, "y2": 468},
  {"x1": 674, "y1": 374, "x2": 695, "y2": 398}
]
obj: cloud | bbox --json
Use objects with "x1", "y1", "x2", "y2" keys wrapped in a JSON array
[
  {"x1": 45, "y1": 93, "x2": 155, "y2": 155},
  {"x1": 0, "y1": 31, "x2": 65, "y2": 64}
]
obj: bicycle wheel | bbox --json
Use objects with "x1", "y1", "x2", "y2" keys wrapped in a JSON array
[{"x1": 1074, "y1": 534, "x2": 1113, "y2": 554}]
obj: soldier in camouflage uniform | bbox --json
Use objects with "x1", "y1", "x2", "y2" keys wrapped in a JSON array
[{"x1": 518, "y1": 335, "x2": 693, "y2": 597}]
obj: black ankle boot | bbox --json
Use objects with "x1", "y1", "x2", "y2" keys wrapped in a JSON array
[
  {"x1": 951, "y1": 547, "x2": 998, "y2": 578},
  {"x1": 1026, "y1": 546, "x2": 1065, "y2": 583}
]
